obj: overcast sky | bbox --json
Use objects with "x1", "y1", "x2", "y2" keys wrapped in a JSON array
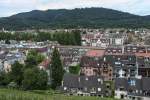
[{"x1": 0, "y1": 0, "x2": 150, "y2": 17}]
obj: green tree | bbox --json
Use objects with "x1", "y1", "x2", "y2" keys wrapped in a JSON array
[
  {"x1": 9, "y1": 61, "x2": 24, "y2": 86},
  {"x1": 36, "y1": 53, "x2": 45, "y2": 64},
  {"x1": 22, "y1": 67, "x2": 48, "y2": 90},
  {"x1": 69, "y1": 65, "x2": 80, "y2": 75},
  {"x1": 37, "y1": 70, "x2": 48, "y2": 90},
  {"x1": 51, "y1": 48, "x2": 64, "y2": 89},
  {"x1": 26, "y1": 50, "x2": 38, "y2": 66},
  {"x1": 72, "y1": 30, "x2": 81, "y2": 45},
  {"x1": 26, "y1": 50, "x2": 45, "y2": 66},
  {"x1": 22, "y1": 68, "x2": 38, "y2": 90},
  {"x1": 0, "y1": 71, "x2": 10, "y2": 86}
]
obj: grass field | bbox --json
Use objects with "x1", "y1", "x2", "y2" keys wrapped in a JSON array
[{"x1": 0, "y1": 89, "x2": 118, "y2": 100}]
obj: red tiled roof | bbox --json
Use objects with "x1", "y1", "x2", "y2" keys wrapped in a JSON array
[
  {"x1": 135, "y1": 53, "x2": 150, "y2": 57},
  {"x1": 86, "y1": 50, "x2": 105, "y2": 57},
  {"x1": 39, "y1": 59, "x2": 51, "y2": 69}
]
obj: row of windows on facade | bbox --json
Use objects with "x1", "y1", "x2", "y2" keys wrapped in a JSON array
[{"x1": 64, "y1": 87, "x2": 102, "y2": 92}]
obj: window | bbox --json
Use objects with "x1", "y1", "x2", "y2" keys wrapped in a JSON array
[
  {"x1": 91, "y1": 87, "x2": 96, "y2": 92},
  {"x1": 120, "y1": 87, "x2": 124, "y2": 91},
  {"x1": 115, "y1": 62, "x2": 121, "y2": 65},
  {"x1": 84, "y1": 87, "x2": 87, "y2": 91},
  {"x1": 104, "y1": 57, "x2": 106, "y2": 62},
  {"x1": 98, "y1": 78, "x2": 101, "y2": 82},
  {"x1": 109, "y1": 74, "x2": 112, "y2": 77},
  {"x1": 98, "y1": 88, "x2": 101, "y2": 92},
  {"x1": 64, "y1": 87, "x2": 67, "y2": 90},
  {"x1": 85, "y1": 77, "x2": 88, "y2": 81},
  {"x1": 128, "y1": 80, "x2": 136, "y2": 86}
]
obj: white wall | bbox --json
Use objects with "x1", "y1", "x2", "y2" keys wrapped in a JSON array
[{"x1": 115, "y1": 90, "x2": 127, "y2": 99}]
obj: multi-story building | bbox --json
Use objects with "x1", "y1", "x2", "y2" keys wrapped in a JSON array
[
  {"x1": 60, "y1": 73, "x2": 105, "y2": 97},
  {"x1": 103, "y1": 54, "x2": 137, "y2": 78},
  {"x1": 115, "y1": 77, "x2": 150, "y2": 100}
]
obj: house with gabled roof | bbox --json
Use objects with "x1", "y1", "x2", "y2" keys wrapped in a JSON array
[
  {"x1": 60, "y1": 73, "x2": 105, "y2": 97},
  {"x1": 114, "y1": 77, "x2": 150, "y2": 100}
]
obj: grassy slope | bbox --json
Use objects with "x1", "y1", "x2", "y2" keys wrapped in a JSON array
[{"x1": 0, "y1": 89, "x2": 117, "y2": 100}]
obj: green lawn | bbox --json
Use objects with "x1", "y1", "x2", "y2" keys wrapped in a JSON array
[{"x1": 0, "y1": 89, "x2": 117, "y2": 100}]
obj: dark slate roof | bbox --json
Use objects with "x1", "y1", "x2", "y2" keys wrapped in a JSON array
[
  {"x1": 127, "y1": 78, "x2": 142, "y2": 90},
  {"x1": 115, "y1": 78, "x2": 142, "y2": 91},
  {"x1": 115, "y1": 78, "x2": 128, "y2": 90},
  {"x1": 114, "y1": 77, "x2": 150, "y2": 97},
  {"x1": 79, "y1": 75, "x2": 103, "y2": 88},
  {"x1": 80, "y1": 56, "x2": 101, "y2": 68},
  {"x1": 103, "y1": 54, "x2": 136, "y2": 67},
  {"x1": 62, "y1": 73, "x2": 104, "y2": 90},
  {"x1": 137, "y1": 57, "x2": 145, "y2": 66},
  {"x1": 59, "y1": 48, "x2": 79, "y2": 57},
  {"x1": 63, "y1": 73, "x2": 79, "y2": 88},
  {"x1": 142, "y1": 78, "x2": 150, "y2": 90}
]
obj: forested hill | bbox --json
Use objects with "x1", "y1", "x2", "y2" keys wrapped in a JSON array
[{"x1": 0, "y1": 8, "x2": 150, "y2": 30}]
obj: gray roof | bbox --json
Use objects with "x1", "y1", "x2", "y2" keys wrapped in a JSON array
[
  {"x1": 115, "y1": 78, "x2": 128, "y2": 90},
  {"x1": 115, "y1": 78, "x2": 142, "y2": 90},
  {"x1": 61, "y1": 73, "x2": 105, "y2": 94},
  {"x1": 142, "y1": 78, "x2": 150, "y2": 90},
  {"x1": 63, "y1": 73, "x2": 104, "y2": 88}
]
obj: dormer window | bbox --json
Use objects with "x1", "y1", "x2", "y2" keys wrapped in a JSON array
[
  {"x1": 98, "y1": 78, "x2": 101, "y2": 82},
  {"x1": 98, "y1": 88, "x2": 101, "y2": 92},
  {"x1": 85, "y1": 77, "x2": 88, "y2": 81},
  {"x1": 119, "y1": 87, "x2": 124, "y2": 91},
  {"x1": 64, "y1": 87, "x2": 67, "y2": 90},
  {"x1": 84, "y1": 87, "x2": 87, "y2": 91},
  {"x1": 128, "y1": 80, "x2": 136, "y2": 86},
  {"x1": 104, "y1": 57, "x2": 106, "y2": 62},
  {"x1": 115, "y1": 62, "x2": 121, "y2": 65}
]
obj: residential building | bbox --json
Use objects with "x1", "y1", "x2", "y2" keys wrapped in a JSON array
[{"x1": 60, "y1": 73, "x2": 105, "y2": 96}]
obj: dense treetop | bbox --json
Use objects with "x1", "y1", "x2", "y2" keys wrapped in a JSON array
[
  {"x1": 0, "y1": 8, "x2": 150, "y2": 30},
  {"x1": 0, "y1": 30, "x2": 82, "y2": 46}
]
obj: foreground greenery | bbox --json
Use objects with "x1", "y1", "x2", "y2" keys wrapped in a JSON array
[
  {"x1": 0, "y1": 50, "x2": 48, "y2": 90},
  {"x1": 0, "y1": 89, "x2": 118, "y2": 100}
]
